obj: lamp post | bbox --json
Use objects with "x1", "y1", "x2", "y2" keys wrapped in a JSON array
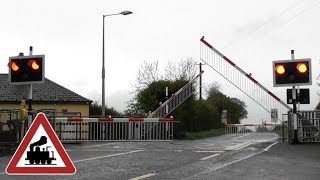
[{"x1": 102, "y1": 11, "x2": 132, "y2": 117}]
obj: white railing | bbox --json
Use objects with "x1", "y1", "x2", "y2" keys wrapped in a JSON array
[
  {"x1": 225, "y1": 123, "x2": 286, "y2": 136},
  {"x1": 54, "y1": 117, "x2": 173, "y2": 142},
  {"x1": 291, "y1": 111, "x2": 320, "y2": 143}
]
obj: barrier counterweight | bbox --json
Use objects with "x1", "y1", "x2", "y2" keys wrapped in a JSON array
[{"x1": 54, "y1": 117, "x2": 173, "y2": 142}]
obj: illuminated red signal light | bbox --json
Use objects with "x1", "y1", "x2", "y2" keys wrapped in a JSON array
[
  {"x1": 296, "y1": 63, "x2": 307, "y2": 73},
  {"x1": 273, "y1": 59, "x2": 311, "y2": 87},
  {"x1": 8, "y1": 55, "x2": 45, "y2": 85},
  {"x1": 8, "y1": 62, "x2": 20, "y2": 71},
  {"x1": 27, "y1": 60, "x2": 40, "y2": 70},
  {"x1": 275, "y1": 64, "x2": 285, "y2": 75}
]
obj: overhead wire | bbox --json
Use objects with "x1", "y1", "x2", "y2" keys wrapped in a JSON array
[
  {"x1": 266, "y1": 0, "x2": 320, "y2": 35},
  {"x1": 222, "y1": 0, "x2": 320, "y2": 50}
]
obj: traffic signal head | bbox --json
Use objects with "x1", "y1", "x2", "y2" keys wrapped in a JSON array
[
  {"x1": 273, "y1": 59, "x2": 311, "y2": 87},
  {"x1": 8, "y1": 55, "x2": 45, "y2": 85}
]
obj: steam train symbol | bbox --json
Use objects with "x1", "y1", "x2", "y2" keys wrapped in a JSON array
[{"x1": 25, "y1": 136, "x2": 56, "y2": 165}]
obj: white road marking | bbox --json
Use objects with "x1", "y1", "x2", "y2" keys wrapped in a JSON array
[
  {"x1": 233, "y1": 133, "x2": 251, "y2": 140},
  {"x1": 200, "y1": 153, "x2": 220, "y2": 161},
  {"x1": 67, "y1": 149, "x2": 128, "y2": 152},
  {"x1": 234, "y1": 141, "x2": 257, "y2": 150},
  {"x1": 80, "y1": 142, "x2": 120, "y2": 149},
  {"x1": 194, "y1": 150, "x2": 224, "y2": 153},
  {"x1": 152, "y1": 149, "x2": 183, "y2": 152},
  {"x1": 263, "y1": 141, "x2": 278, "y2": 151},
  {"x1": 225, "y1": 141, "x2": 256, "y2": 151},
  {"x1": 185, "y1": 140, "x2": 279, "y2": 179},
  {"x1": 129, "y1": 172, "x2": 156, "y2": 180},
  {"x1": 256, "y1": 137, "x2": 279, "y2": 143},
  {"x1": 73, "y1": 150, "x2": 143, "y2": 163}
]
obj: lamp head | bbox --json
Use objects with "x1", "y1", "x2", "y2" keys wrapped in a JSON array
[{"x1": 120, "y1": 11, "x2": 133, "y2": 15}]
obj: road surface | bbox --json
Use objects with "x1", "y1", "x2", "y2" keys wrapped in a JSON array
[{"x1": 0, "y1": 133, "x2": 319, "y2": 179}]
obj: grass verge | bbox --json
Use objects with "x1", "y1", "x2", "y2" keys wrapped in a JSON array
[{"x1": 184, "y1": 128, "x2": 225, "y2": 140}]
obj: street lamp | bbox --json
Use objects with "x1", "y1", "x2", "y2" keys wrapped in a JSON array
[{"x1": 102, "y1": 11, "x2": 132, "y2": 117}]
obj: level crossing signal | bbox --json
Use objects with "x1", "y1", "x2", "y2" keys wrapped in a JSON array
[
  {"x1": 273, "y1": 59, "x2": 311, "y2": 87},
  {"x1": 8, "y1": 55, "x2": 45, "y2": 85}
]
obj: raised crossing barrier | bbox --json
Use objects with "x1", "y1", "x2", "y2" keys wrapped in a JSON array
[
  {"x1": 149, "y1": 72, "x2": 203, "y2": 118},
  {"x1": 54, "y1": 117, "x2": 173, "y2": 142},
  {"x1": 200, "y1": 36, "x2": 291, "y2": 122}
]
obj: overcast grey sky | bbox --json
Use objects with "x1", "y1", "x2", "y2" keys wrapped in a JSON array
[{"x1": 1, "y1": 0, "x2": 319, "y2": 123}]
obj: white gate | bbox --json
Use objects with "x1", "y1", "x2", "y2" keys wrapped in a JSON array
[
  {"x1": 225, "y1": 123, "x2": 286, "y2": 138},
  {"x1": 54, "y1": 117, "x2": 173, "y2": 142},
  {"x1": 288, "y1": 111, "x2": 320, "y2": 143}
]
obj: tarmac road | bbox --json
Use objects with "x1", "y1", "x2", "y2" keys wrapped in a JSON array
[{"x1": 0, "y1": 133, "x2": 319, "y2": 179}]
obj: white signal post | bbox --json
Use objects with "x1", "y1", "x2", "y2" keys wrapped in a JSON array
[
  {"x1": 28, "y1": 46, "x2": 33, "y2": 129},
  {"x1": 291, "y1": 50, "x2": 299, "y2": 144}
]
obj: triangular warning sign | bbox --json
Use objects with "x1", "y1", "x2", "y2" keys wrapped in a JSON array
[{"x1": 6, "y1": 112, "x2": 76, "y2": 175}]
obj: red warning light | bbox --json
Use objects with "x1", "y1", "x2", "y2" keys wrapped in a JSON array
[
  {"x1": 296, "y1": 63, "x2": 307, "y2": 73},
  {"x1": 28, "y1": 60, "x2": 40, "y2": 70},
  {"x1": 8, "y1": 62, "x2": 19, "y2": 71},
  {"x1": 275, "y1": 64, "x2": 285, "y2": 75}
]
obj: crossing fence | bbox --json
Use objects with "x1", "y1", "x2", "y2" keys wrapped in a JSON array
[
  {"x1": 225, "y1": 123, "x2": 287, "y2": 140},
  {"x1": 288, "y1": 110, "x2": 320, "y2": 143},
  {"x1": 54, "y1": 117, "x2": 174, "y2": 142}
]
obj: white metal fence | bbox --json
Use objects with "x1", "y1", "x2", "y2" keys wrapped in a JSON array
[
  {"x1": 225, "y1": 123, "x2": 286, "y2": 138},
  {"x1": 291, "y1": 111, "x2": 320, "y2": 143},
  {"x1": 54, "y1": 117, "x2": 174, "y2": 142}
]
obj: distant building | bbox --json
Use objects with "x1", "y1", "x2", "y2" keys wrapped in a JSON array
[{"x1": 0, "y1": 74, "x2": 92, "y2": 119}]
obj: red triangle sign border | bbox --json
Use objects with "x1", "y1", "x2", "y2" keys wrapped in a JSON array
[{"x1": 5, "y1": 112, "x2": 76, "y2": 175}]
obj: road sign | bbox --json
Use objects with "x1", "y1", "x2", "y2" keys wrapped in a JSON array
[
  {"x1": 271, "y1": 109, "x2": 278, "y2": 123},
  {"x1": 287, "y1": 88, "x2": 310, "y2": 104},
  {"x1": 6, "y1": 113, "x2": 76, "y2": 175},
  {"x1": 221, "y1": 110, "x2": 227, "y2": 123}
]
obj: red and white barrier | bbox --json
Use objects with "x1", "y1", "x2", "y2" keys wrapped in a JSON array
[
  {"x1": 54, "y1": 117, "x2": 174, "y2": 142},
  {"x1": 55, "y1": 117, "x2": 173, "y2": 123},
  {"x1": 200, "y1": 37, "x2": 291, "y2": 122}
]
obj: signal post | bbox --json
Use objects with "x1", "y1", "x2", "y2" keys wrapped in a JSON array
[
  {"x1": 7, "y1": 47, "x2": 45, "y2": 129},
  {"x1": 273, "y1": 50, "x2": 312, "y2": 144}
]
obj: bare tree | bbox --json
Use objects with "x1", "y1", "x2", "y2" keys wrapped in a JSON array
[
  {"x1": 164, "y1": 58, "x2": 197, "y2": 81},
  {"x1": 135, "y1": 60, "x2": 161, "y2": 91}
]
